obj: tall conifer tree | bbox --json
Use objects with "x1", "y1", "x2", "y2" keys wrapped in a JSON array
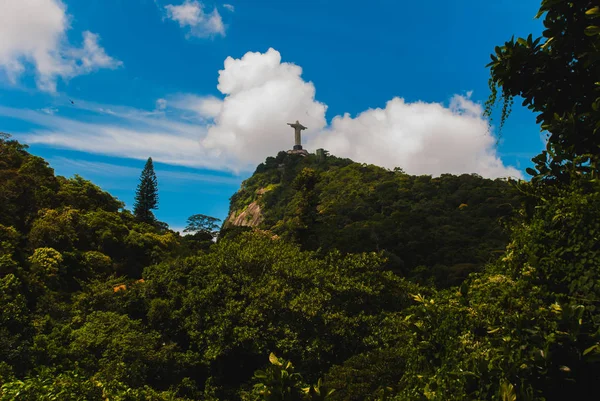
[{"x1": 133, "y1": 157, "x2": 159, "y2": 223}]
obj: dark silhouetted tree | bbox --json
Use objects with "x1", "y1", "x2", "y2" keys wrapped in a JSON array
[
  {"x1": 485, "y1": 0, "x2": 600, "y2": 184},
  {"x1": 133, "y1": 157, "x2": 158, "y2": 223},
  {"x1": 184, "y1": 214, "x2": 221, "y2": 236}
]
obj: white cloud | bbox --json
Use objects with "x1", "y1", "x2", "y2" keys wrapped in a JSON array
[
  {"x1": 0, "y1": 105, "x2": 210, "y2": 168},
  {"x1": 50, "y1": 157, "x2": 241, "y2": 184},
  {"x1": 156, "y1": 98, "x2": 168, "y2": 111},
  {"x1": 200, "y1": 48, "x2": 328, "y2": 167},
  {"x1": 0, "y1": 0, "x2": 121, "y2": 92},
  {"x1": 76, "y1": 32, "x2": 121, "y2": 72},
  {"x1": 308, "y1": 95, "x2": 520, "y2": 178},
  {"x1": 166, "y1": 0, "x2": 225, "y2": 38},
  {"x1": 223, "y1": 4, "x2": 235, "y2": 12},
  {"x1": 197, "y1": 48, "x2": 519, "y2": 178},
  {"x1": 40, "y1": 107, "x2": 58, "y2": 115},
  {"x1": 2, "y1": 48, "x2": 522, "y2": 179},
  {"x1": 169, "y1": 94, "x2": 222, "y2": 119}
]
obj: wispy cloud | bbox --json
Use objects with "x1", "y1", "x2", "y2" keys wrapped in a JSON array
[
  {"x1": 168, "y1": 93, "x2": 222, "y2": 120},
  {"x1": 40, "y1": 107, "x2": 58, "y2": 115},
  {"x1": 165, "y1": 0, "x2": 225, "y2": 38},
  {"x1": 223, "y1": 4, "x2": 234, "y2": 12},
  {"x1": 50, "y1": 157, "x2": 140, "y2": 176},
  {"x1": 0, "y1": 105, "x2": 216, "y2": 169},
  {"x1": 155, "y1": 98, "x2": 167, "y2": 111},
  {"x1": 3, "y1": 48, "x2": 523, "y2": 179},
  {"x1": 50, "y1": 157, "x2": 242, "y2": 185}
]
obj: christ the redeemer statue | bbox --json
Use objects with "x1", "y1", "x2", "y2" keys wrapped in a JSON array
[{"x1": 287, "y1": 120, "x2": 307, "y2": 150}]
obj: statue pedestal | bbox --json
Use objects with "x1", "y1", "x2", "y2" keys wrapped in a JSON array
[
  {"x1": 293, "y1": 145, "x2": 303, "y2": 150},
  {"x1": 287, "y1": 149, "x2": 309, "y2": 157}
]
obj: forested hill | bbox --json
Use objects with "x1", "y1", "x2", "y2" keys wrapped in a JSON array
[
  {"x1": 222, "y1": 150, "x2": 521, "y2": 288},
  {"x1": 1, "y1": 134, "x2": 600, "y2": 399},
  {"x1": 2, "y1": 0, "x2": 600, "y2": 399}
]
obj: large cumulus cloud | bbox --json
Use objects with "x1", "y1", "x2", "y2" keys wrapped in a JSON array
[
  {"x1": 0, "y1": 0, "x2": 121, "y2": 92},
  {"x1": 7, "y1": 47, "x2": 520, "y2": 179},
  {"x1": 195, "y1": 48, "x2": 519, "y2": 178}
]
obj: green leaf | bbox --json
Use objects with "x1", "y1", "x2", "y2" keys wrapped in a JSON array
[
  {"x1": 585, "y1": 26, "x2": 600, "y2": 36},
  {"x1": 269, "y1": 353, "x2": 282, "y2": 366},
  {"x1": 499, "y1": 381, "x2": 517, "y2": 401},
  {"x1": 583, "y1": 344, "x2": 599, "y2": 356},
  {"x1": 541, "y1": 37, "x2": 554, "y2": 49},
  {"x1": 586, "y1": 7, "x2": 600, "y2": 16},
  {"x1": 254, "y1": 371, "x2": 267, "y2": 379},
  {"x1": 411, "y1": 293, "x2": 426, "y2": 303},
  {"x1": 526, "y1": 168, "x2": 538, "y2": 176}
]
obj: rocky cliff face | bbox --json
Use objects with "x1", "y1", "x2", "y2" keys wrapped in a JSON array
[
  {"x1": 222, "y1": 152, "x2": 322, "y2": 232},
  {"x1": 223, "y1": 184, "x2": 277, "y2": 229},
  {"x1": 225, "y1": 201, "x2": 263, "y2": 227}
]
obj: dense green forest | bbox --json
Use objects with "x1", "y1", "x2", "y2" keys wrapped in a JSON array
[
  {"x1": 223, "y1": 151, "x2": 520, "y2": 288},
  {"x1": 1, "y1": 0, "x2": 599, "y2": 399}
]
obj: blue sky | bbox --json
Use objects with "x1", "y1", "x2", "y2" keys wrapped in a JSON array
[{"x1": 0, "y1": 0, "x2": 546, "y2": 231}]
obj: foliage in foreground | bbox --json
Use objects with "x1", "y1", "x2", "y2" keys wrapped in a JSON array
[
  {"x1": 2, "y1": 1, "x2": 600, "y2": 399},
  {"x1": 251, "y1": 177, "x2": 600, "y2": 401}
]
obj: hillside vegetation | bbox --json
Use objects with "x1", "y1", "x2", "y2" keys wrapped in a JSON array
[
  {"x1": 1, "y1": 139, "x2": 598, "y2": 401},
  {"x1": 1, "y1": 0, "x2": 600, "y2": 399},
  {"x1": 0, "y1": 132, "x2": 519, "y2": 399},
  {"x1": 223, "y1": 151, "x2": 520, "y2": 288}
]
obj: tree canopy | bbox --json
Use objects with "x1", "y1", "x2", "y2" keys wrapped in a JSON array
[
  {"x1": 1, "y1": 0, "x2": 600, "y2": 399},
  {"x1": 485, "y1": 0, "x2": 600, "y2": 183},
  {"x1": 224, "y1": 152, "x2": 520, "y2": 288},
  {"x1": 184, "y1": 214, "x2": 222, "y2": 235}
]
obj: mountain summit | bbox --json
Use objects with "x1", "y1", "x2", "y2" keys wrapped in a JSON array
[{"x1": 222, "y1": 150, "x2": 520, "y2": 288}]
